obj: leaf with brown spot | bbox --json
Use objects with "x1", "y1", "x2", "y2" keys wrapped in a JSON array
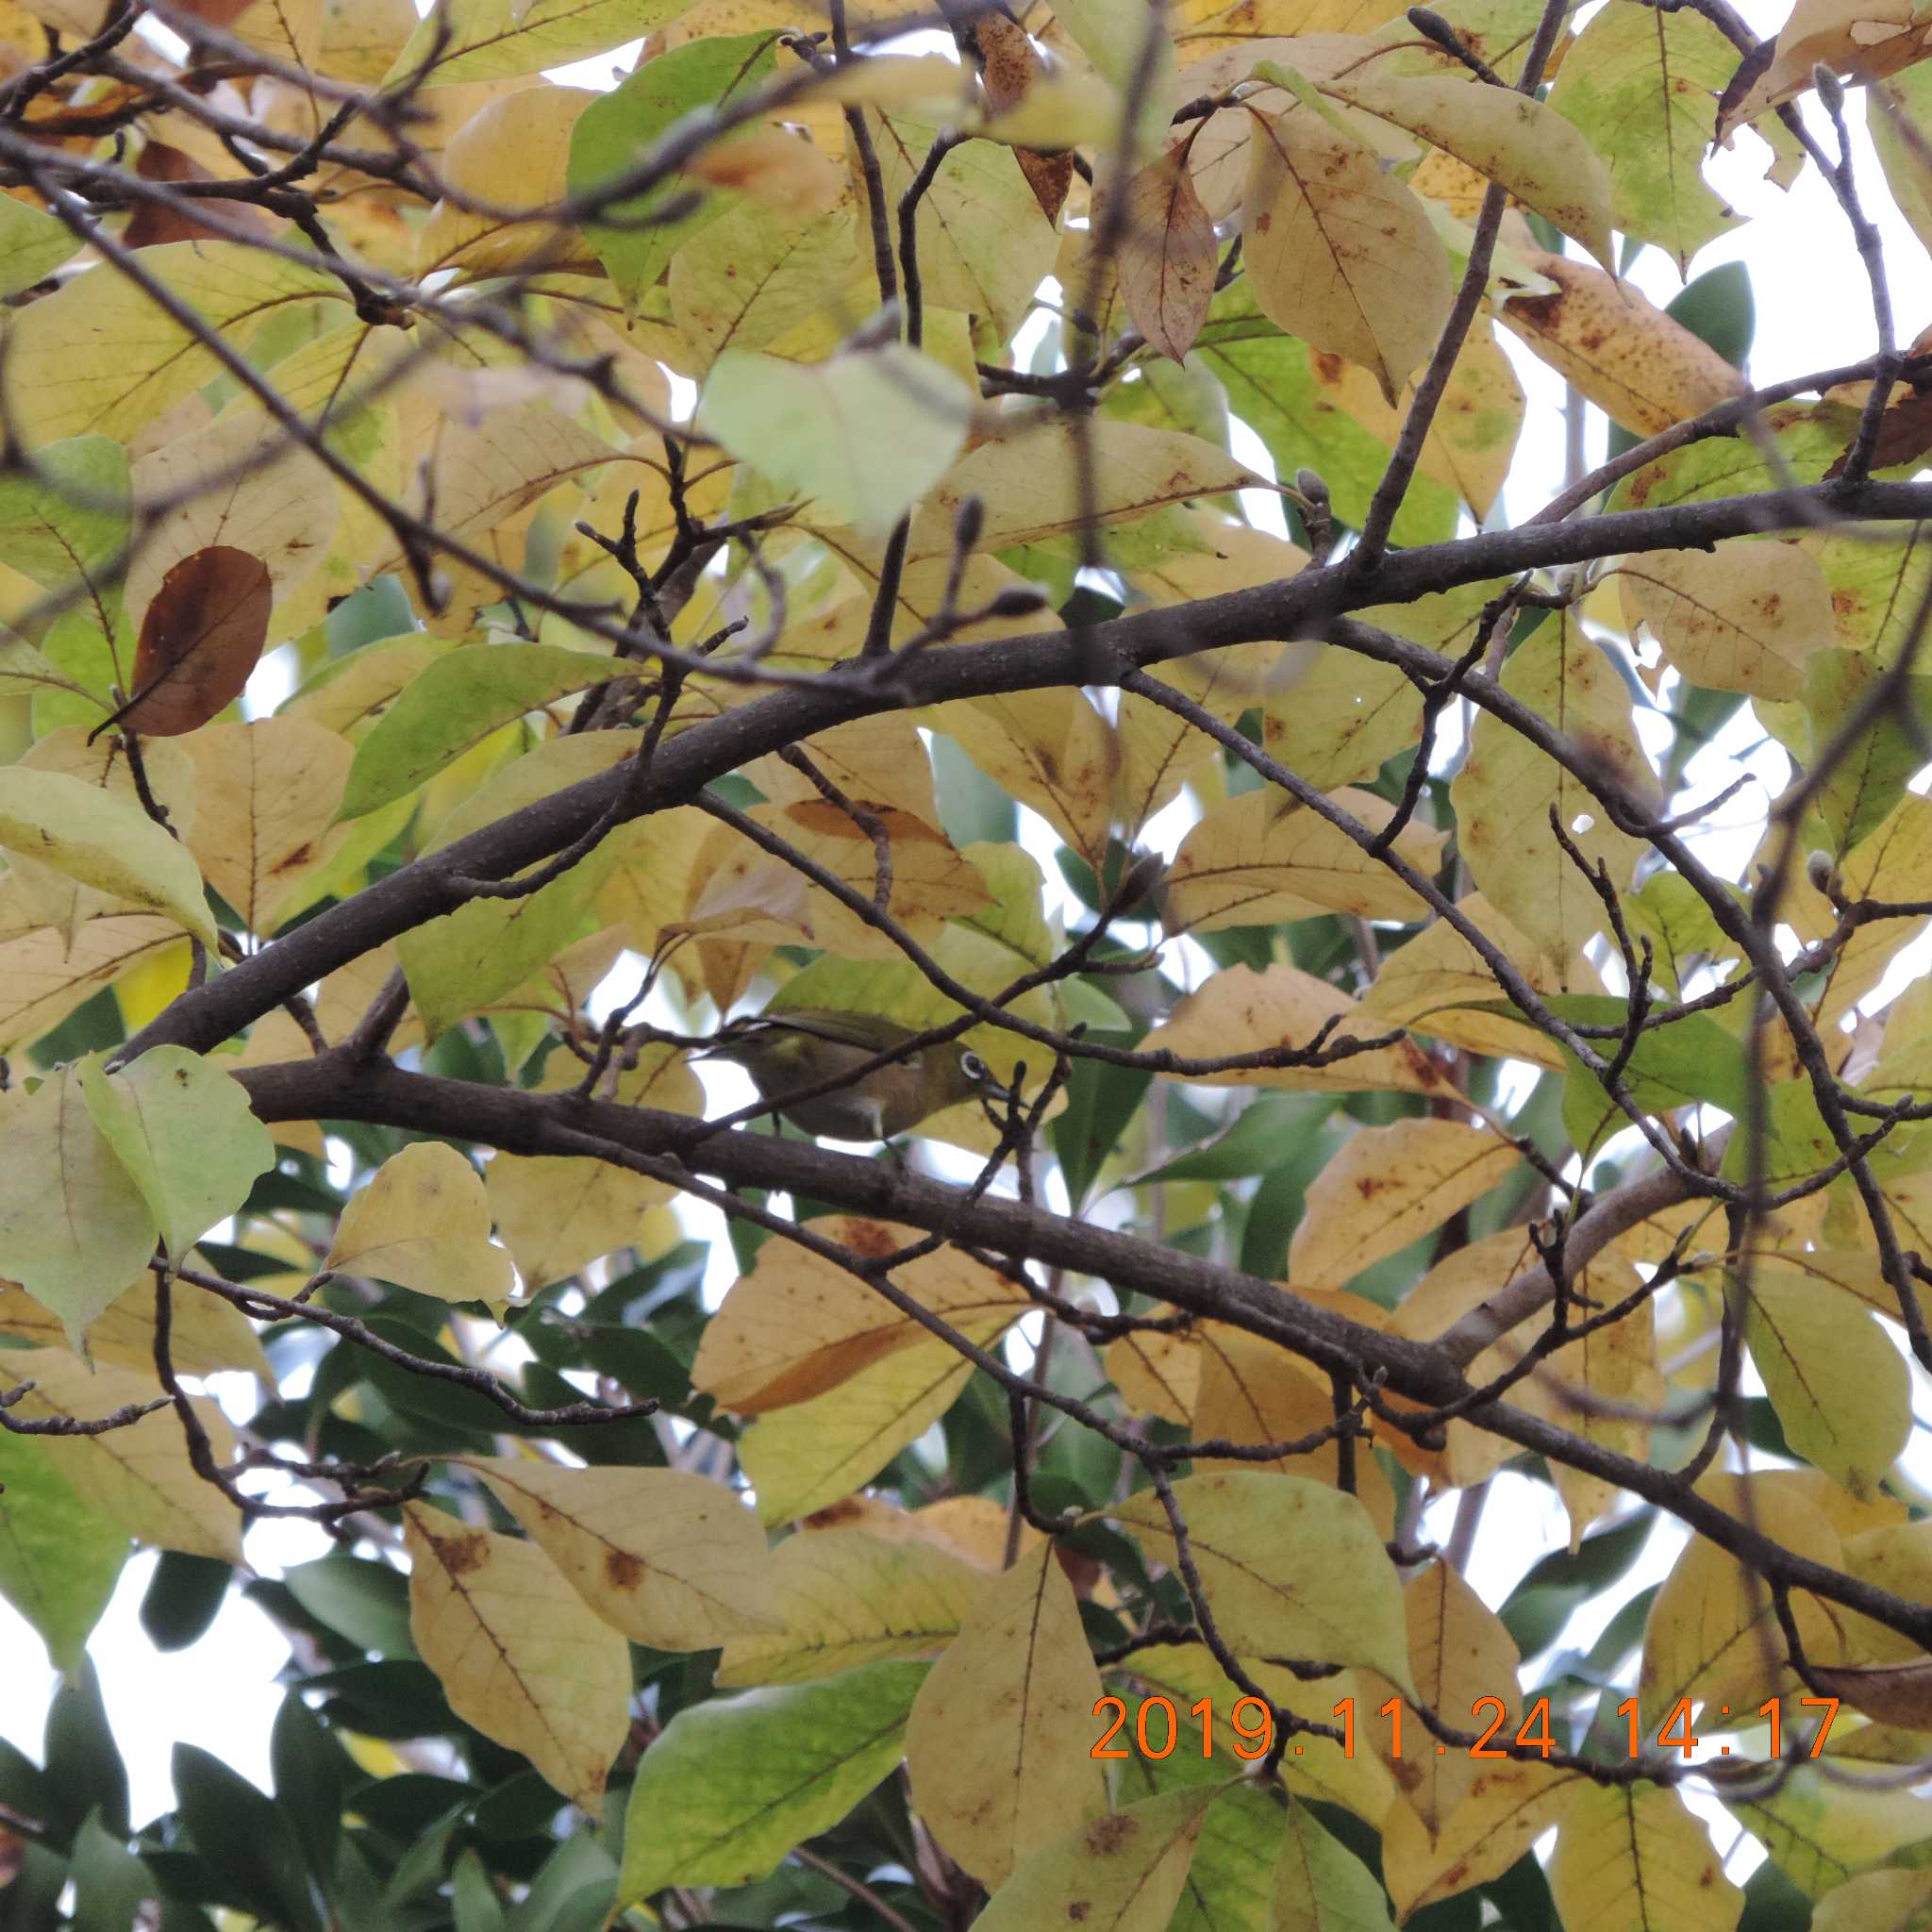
[
  {"x1": 1116, "y1": 142, "x2": 1217, "y2": 363},
  {"x1": 402, "y1": 1501, "x2": 630, "y2": 1808},
  {"x1": 468, "y1": 1457, "x2": 778, "y2": 1649},
  {"x1": 109, "y1": 544, "x2": 272, "y2": 738},
  {"x1": 971, "y1": 1781, "x2": 1224, "y2": 1932},
  {"x1": 1495, "y1": 249, "x2": 1747, "y2": 437},
  {"x1": 906, "y1": 1540, "x2": 1108, "y2": 1886},
  {"x1": 1826, "y1": 384, "x2": 1932, "y2": 477}
]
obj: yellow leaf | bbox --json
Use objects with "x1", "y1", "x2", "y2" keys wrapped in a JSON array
[
  {"x1": 1383, "y1": 1759, "x2": 1583, "y2": 1918},
  {"x1": 323, "y1": 1142, "x2": 514, "y2": 1302},
  {"x1": 1363, "y1": 1560, "x2": 1522, "y2": 1835},
  {"x1": 2, "y1": 242, "x2": 345, "y2": 448},
  {"x1": 0, "y1": 1350, "x2": 242, "y2": 1561},
  {"x1": 865, "y1": 108, "x2": 1058, "y2": 341},
  {"x1": 1190, "y1": 1323, "x2": 1397, "y2": 1537},
  {"x1": 1640, "y1": 1474, "x2": 1847, "y2": 1722},
  {"x1": 1356, "y1": 891, "x2": 1570, "y2": 1066},
  {"x1": 908, "y1": 417, "x2": 1263, "y2": 556},
  {"x1": 1141, "y1": 962, "x2": 1449, "y2": 1094},
  {"x1": 1241, "y1": 98, "x2": 1452, "y2": 403},
  {"x1": 1495, "y1": 249, "x2": 1747, "y2": 436},
  {"x1": 1510, "y1": 1258, "x2": 1663, "y2": 1545},
  {"x1": 1551, "y1": 1782, "x2": 1743, "y2": 1932},
  {"x1": 1716, "y1": 0, "x2": 1932, "y2": 142},
  {"x1": 1125, "y1": 1642, "x2": 1396, "y2": 1818},
  {"x1": 402, "y1": 1502, "x2": 630, "y2": 1808},
  {"x1": 929, "y1": 690, "x2": 1121, "y2": 870},
  {"x1": 693, "y1": 1217, "x2": 1028, "y2": 1414},
  {"x1": 737, "y1": 1336, "x2": 983, "y2": 1526},
  {"x1": 747, "y1": 715, "x2": 940, "y2": 824},
  {"x1": 126, "y1": 408, "x2": 341, "y2": 639},
  {"x1": 907, "y1": 1541, "x2": 1108, "y2": 1886},
  {"x1": 1108, "y1": 1470, "x2": 1414, "y2": 1690},
  {"x1": 1289, "y1": 1118, "x2": 1519, "y2": 1289},
  {"x1": 1810, "y1": 1869, "x2": 1932, "y2": 1932},
  {"x1": 1449, "y1": 610, "x2": 1651, "y2": 974},
  {"x1": 679, "y1": 801, "x2": 991, "y2": 958},
  {"x1": 418, "y1": 85, "x2": 600, "y2": 277},
  {"x1": 178, "y1": 718, "x2": 355, "y2": 937},
  {"x1": 1722, "y1": 1760, "x2": 1932, "y2": 1898},
  {"x1": 0, "y1": 891, "x2": 182, "y2": 1055},
  {"x1": 468, "y1": 1457, "x2": 776, "y2": 1650},
  {"x1": 1107, "y1": 1329, "x2": 1201, "y2": 1424},
  {"x1": 1620, "y1": 541, "x2": 1836, "y2": 699},
  {"x1": 1307, "y1": 322, "x2": 1524, "y2": 520},
  {"x1": 1331, "y1": 67, "x2": 1615, "y2": 267},
  {"x1": 0, "y1": 1274, "x2": 270, "y2": 1383},
  {"x1": 487, "y1": 1042, "x2": 702, "y2": 1289},
  {"x1": 716, "y1": 1524, "x2": 989, "y2": 1685},
  {"x1": 1840, "y1": 1519, "x2": 1932, "y2": 1664},
  {"x1": 1164, "y1": 784, "x2": 1447, "y2": 930},
  {"x1": 973, "y1": 1783, "x2": 1224, "y2": 1932},
  {"x1": 0, "y1": 769, "x2": 218, "y2": 947}
]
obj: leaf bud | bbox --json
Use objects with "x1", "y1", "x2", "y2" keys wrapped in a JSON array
[
  {"x1": 952, "y1": 494, "x2": 986, "y2": 556},
  {"x1": 1805, "y1": 849, "x2": 1837, "y2": 893},
  {"x1": 986, "y1": 585, "x2": 1051, "y2": 619},
  {"x1": 1812, "y1": 63, "x2": 1845, "y2": 114}
]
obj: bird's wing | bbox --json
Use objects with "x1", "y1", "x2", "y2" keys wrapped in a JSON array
[{"x1": 730, "y1": 1009, "x2": 921, "y2": 1053}]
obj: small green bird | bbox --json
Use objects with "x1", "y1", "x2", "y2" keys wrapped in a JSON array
[{"x1": 702, "y1": 1008, "x2": 1013, "y2": 1141}]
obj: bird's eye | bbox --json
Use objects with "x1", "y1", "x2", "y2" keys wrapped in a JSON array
[{"x1": 959, "y1": 1051, "x2": 988, "y2": 1082}]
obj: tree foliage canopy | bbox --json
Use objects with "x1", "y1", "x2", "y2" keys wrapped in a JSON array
[{"x1": 3, "y1": 0, "x2": 1932, "y2": 1924}]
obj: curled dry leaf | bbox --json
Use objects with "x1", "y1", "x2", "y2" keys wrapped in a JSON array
[
  {"x1": 108, "y1": 544, "x2": 273, "y2": 738},
  {"x1": 1115, "y1": 142, "x2": 1218, "y2": 363}
]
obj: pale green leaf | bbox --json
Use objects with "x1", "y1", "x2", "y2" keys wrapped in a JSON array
[
  {"x1": 77, "y1": 1047, "x2": 275, "y2": 1266},
  {"x1": 616, "y1": 1661, "x2": 927, "y2": 1902},
  {"x1": 697, "y1": 345, "x2": 975, "y2": 539}
]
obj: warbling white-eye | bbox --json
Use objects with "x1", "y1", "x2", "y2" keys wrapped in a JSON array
[{"x1": 703, "y1": 1008, "x2": 1013, "y2": 1141}]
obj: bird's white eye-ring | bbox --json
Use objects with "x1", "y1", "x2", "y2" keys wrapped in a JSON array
[{"x1": 959, "y1": 1051, "x2": 990, "y2": 1083}]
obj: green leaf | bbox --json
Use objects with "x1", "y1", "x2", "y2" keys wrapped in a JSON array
[
  {"x1": 1137, "y1": 1093, "x2": 1335, "y2": 1183},
  {"x1": 0, "y1": 435, "x2": 129, "y2": 595},
  {"x1": 0, "y1": 194, "x2": 84, "y2": 300},
  {"x1": 1193, "y1": 285, "x2": 1456, "y2": 546},
  {"x1": 337, "y1": 644, "x2": 625, "y2": 821},
  {"x1": 139, "y1": 1552, "x2": 231, "y2": 1654},
  {"x1": 78, "y1": 1047, "x2": 275, "y2": 1264},
  {"x1": 173, "y1": 1743, "x2": 325, "y2": 1932},
  {"x1": 281, "y1": 1553, "x2": 417, "y2": 1657},
  {"x1": 43, "y1": 1657, "x2": 130, "y2": 1840},
  {"x1": 1499, "y1": 1510, "x2": 1655, "y2": 1657},
  {"x1": 0, "y1": 1062, "x2": 159, "y2": 1350},
  {"x1": 0, "y1": 768, "x2": 217, "y2": 944},
  {"x1": 566, "y1": 32, "x2": 783, "y2": 298},
  {"x1": 697, "y1": 346, "x2": 975, "y2": 540},
  {"x1": 1796, "y1": 649, "x2": 1932, "y2": 857},
  {"x1": 616, "y1": 1660, "x2": 926, "y2": 1903},
  {"x1": 1547, "y1": 2, "x2": 1743, "y2": 275},
  {"x1": 0, "y1": 1429, "x2": 128, "y2": 1672},
  {"x1": 69, "y1": 1810, "x2": 154, "y2": 1932}
]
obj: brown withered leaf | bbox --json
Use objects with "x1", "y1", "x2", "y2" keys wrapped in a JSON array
[
  {"x1": 962, "y1": 8, "x2": 1072, "y2": 224},
  {"x1": 1117, "y1": 142, "x2": 1216, "y2": 363},
  {"x1": 1825, "y1": 387, "x2": 1932, "y2": 479},
  {"x1": 115, "y1": 545, "x2": 272, "y2": 737},
  {"x1": 125, "y1": 141, "x2": 270, "y2": 249}
]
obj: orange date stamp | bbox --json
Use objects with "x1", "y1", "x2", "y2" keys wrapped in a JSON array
[{"x1": 1091, "y1": 1694, "x2": 1839, "y2": 1761}]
